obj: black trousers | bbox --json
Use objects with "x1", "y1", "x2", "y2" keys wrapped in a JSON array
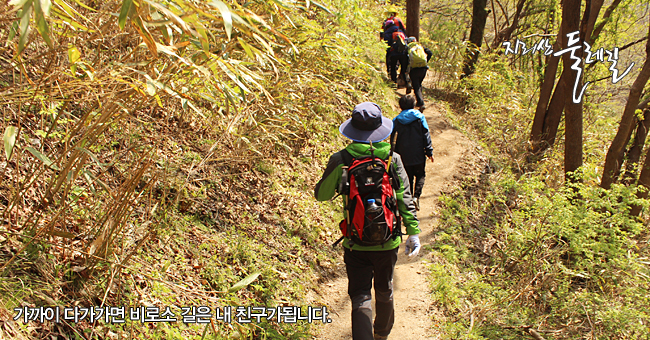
[
  {"x1": 410, "y1": 67, "x2": 428, "y2": 106},
  {"x1": 404, "y1": 163, "x2": 426, "y2": 198},
  {"x1": 345, "y1": 247, "x2": 398, "y2": 339},
  {"x1": 389, "y1": 53, "x2": 409, "y2": 84}
]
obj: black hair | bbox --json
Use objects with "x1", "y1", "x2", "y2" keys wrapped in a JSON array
[{"x1": 399, "y1": 95, "x2": 416, "y2": 110}]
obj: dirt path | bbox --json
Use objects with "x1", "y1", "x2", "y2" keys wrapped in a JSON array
[{"x1": 312, "y1": 81, "x2": 474, "y2": 339}]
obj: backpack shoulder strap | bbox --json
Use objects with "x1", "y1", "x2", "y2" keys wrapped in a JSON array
[{"x1": 340, "y1": 149, "x2": 353, "y2": 166}]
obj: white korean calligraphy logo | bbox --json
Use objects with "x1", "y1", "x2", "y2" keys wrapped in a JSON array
[{"x1": 502, "y1": 31, "x2": 635, "y2": 103}]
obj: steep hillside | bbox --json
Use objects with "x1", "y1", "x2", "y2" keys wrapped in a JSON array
[{"x1": 0, "y1": 0, "x2": 402, "y2": 338}]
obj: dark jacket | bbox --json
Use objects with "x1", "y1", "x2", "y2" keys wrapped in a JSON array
[
  {"x1": 383, "y1": 25, "x2": 401, "y2": 46},
  {"x1": 314, "y1": 142, "x2": 420, "y2": 251},
  {"x1": 391, "y1": 109, "x2": 433, "y2": 166}
]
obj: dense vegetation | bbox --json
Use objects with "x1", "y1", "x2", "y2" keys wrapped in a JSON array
[
  {"x1": 2, "y1": 0, "x2": 649, "y2": 338},
  {"x1": 0, "y1": 0, "x2": 399, "y2": 338},
  {"x1": 422, "y1": 0, "x2": 650, "y2": 338}
]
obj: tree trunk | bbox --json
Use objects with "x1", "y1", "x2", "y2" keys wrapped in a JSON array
[
  {"x1": 462, "y1": 0, "x2": 489, "y2": 78},
  {"x1": 600, "y1": 25, "x2": 650, "y2": 189},
  {"x1": 529, "y1": 0, "x2": 604, "y2": 156},
  {"x1": 540, "y1": 70, "x2": 569, "y2": 149},
  {"x1": 561, "y1": 0, "x2": 584, "y2": 181},
  {"x1": 623, "y1": 108, "x2": 650, "y2": 185},
  {"x1": 631, "y1": 147, "x2": 650, "y2": 216},
  {"x1": 492, "y1": 0, "x2": 527, "y2": 49},
  {"x1": 584, "y1": 0, "x2": 604, "y2": 45},
  {"x1": 530, "y1": 34, "x2": 563, "y2": 154},
  {"x1": 590, "y1": 0, "x2": 622, "y2": 43},
  {"x1": 406, "y1": 0, "x2": 420, "y2": 40}
]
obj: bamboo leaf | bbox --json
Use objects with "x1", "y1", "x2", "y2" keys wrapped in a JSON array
[
  {"x1": 48, "y1": 228, "x2": 76, "y2": 238},
  {"x1": 82, "y1": 170, "x2": 111, "y2": 193},
  {"x1": 310, "y1": 0, "x2": 332, "y2": 14},
  {"x1": 40, "y1": 0, "x2": 51, "y2": 16},
  {"x1": 34, "y1": 0, "x2": 53, "y2": 48},
  {"x1": 118, "y1": 0, "x2": 132, "y2": 30},
  {"x1": 17, "y1": 0, "x2": 33, "y2": 55},
  {"x1": 193, "y1": 21, "x2": 210, "y2": 53},
  {"x1": 146, "y1": 0, "x2": 195, "y2": 35},
  {"x1": 131, "y1": 14, "x2": 158, "y2": 58},
  {"x1": 228, "y1": 271, "x2": 261, "y2": 292},
  {"x1": 51, "y1": 8, "x2": 90, "y2": 31},
  {"x1": 10, "y1": 0, "x2": 29, "y2": 6},
  {"x1": 69, "y1": 0, "x2": 95, "y2": 11},
  {"x1": 238, "y1": 38, "x2": 256, "y2": 59},
  {"x1": 215, "y1": 59, "x2": 251, "y2": 93},
  {"x1": 8, "y1": 20, "x2": 19, "y2": 43},
  {"x1": 186, "y1": 101, "x2": 206, "y2": 118},
  {"x1": 252, "y1": 33, "x2": 274, "y2": 55},
  {"x1": 25, "y1": 146, "x2": 60, "y2": 170},
  {"x1": 75, "y1": 148, "x2": 111, "y2": 169},
  {"x1": 146, "y1": 79, "x2": 156, "y2": 95},
  {"x1": 209, "y1": 0, "x2": 233, "y2": 40},
  {"x1": 3, "y1": 126, "x2": 18, "y2": 161},
  {"x1": 68, "y1": 44, "x2": 80, "y2": 73},
  {"x1": 54, "y1": 0, "x2": 91, "y2": 23}
]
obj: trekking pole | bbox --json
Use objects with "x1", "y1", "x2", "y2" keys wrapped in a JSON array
[{"x1": 387, "y1": 131, "x2": 398, "y2": 170}]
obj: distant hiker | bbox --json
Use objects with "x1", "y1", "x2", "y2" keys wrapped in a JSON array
[
  {"x1": 391, "y1": 95, "x2": 434, "y2": 211},
  {"x1": 382, "y1": 20, "x2": 399, "y2": 80},
  {"x1": 383, "y1": 5, "x2": 405, "y2": 32},
  {"x1": 381, "y1": 6, "x2": 409, "y2": 88},
  {"x1": 314, "y1": 102, "x2": 421, "y2": 340},
  {"x1": 406, "y1": 37, "x2": 433, "y2": 109},
  {"x1": 383, "y1": 24, "x2": 409, "y2": 88}
]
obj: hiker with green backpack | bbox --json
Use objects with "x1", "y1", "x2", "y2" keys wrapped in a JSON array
[
  {"x1": 406, "y1": 37, "x2": 433, "y2": 109},
  {"x1": 314, "y1": 102, "x2": 421, "y2": 340}
]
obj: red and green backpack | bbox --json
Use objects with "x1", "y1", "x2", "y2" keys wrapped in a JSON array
[{"x1": 334, "y1": 146, "x2": 402, "y2": 247}]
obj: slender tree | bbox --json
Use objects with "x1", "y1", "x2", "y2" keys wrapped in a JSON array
[
  {"x1": 529, "y1": 0, "x2": 604, "y2": 155},
  {"x1": 601, "y1": 21, "x2": 650, "y2": 189},
  {"x1": 590, "y1": 0, "x2": 623, "y2": 43},
  {"x1": 406, "y1": 0, "x2": 420, "y2": 40},
  {"x1": 562, "y1": 0, "x2": 585, "y2": 180},
  {"x1": 462, "y1": 0, "x2": 489, "y2": 78},
  {"x1": 491, "y1": 0, "x2": 527, "y2": 49},
  {"x1": 622, "y1": 103, "x2": 650, "y2": 184}
]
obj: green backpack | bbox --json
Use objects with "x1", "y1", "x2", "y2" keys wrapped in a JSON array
[{"x1": 408, "y1": 43, "x2": 427, "y2": 68}]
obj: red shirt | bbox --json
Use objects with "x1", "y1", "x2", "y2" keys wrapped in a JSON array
[{"x1": 384, "y1": 15, "x2": 406, "y2": 31}]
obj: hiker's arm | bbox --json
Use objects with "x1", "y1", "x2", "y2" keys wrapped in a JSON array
[
  {"x1": 314, "y1": 152, "x2": 343, "y2": 201},
  {"x1": 392, "y1": 154, "x2": 420, "y2": 235},
  {"x1": 422, "y1": 121, "x2": 433, "y2": 158},
  {"x1": 424, "y1": 47, "x2": 433, "y2": 62}
]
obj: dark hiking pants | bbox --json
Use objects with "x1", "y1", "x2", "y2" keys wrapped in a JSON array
[
  {"x1": 389, "y1": 53, "x2": 409, "y2": 84},
  {"x1": 410, "y1": 67, "x2": 428, "y2": 106},
  {"x1": 404, "y1": 163, "x2": 426, "y2": 198},
  {"x1": 345, "y1": 247, "x2": 399, "y2": 340}
]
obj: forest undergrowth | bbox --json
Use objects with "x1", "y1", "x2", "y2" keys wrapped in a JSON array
[
  {"x1": 428, "y1": 57, "x2": 650, "y2": 339},
  {"x1": 0, "y1": 0, "x2": 403, "y2": 338}
]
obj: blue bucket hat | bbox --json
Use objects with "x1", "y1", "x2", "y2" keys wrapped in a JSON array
[{"x1": 339, "y1": 102, "x2": 393, "y2": 143}]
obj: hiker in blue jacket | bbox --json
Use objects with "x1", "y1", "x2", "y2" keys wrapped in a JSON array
[{"x1": 391, "y1": 95, "x2": 434, "y2": 210}]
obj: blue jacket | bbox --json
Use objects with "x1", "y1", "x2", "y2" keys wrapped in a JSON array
[{"x1": 391, "y1": 109, "x2": 433, "y2": 166}]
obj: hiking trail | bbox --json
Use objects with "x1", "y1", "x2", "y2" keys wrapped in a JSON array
[{"x1": 311, "y1": 77, "x2": 476, "y2": 339}]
